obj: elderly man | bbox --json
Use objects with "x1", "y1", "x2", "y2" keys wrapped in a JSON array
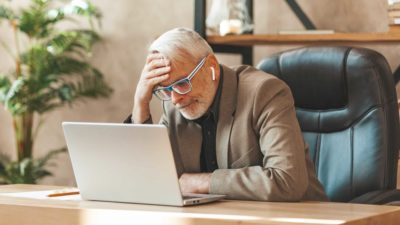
[{"x1": 125, "y1": 27, "x2": 328, "y2": 201}]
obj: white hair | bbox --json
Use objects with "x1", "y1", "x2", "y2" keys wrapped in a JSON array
[{"x1": 149, "y1": 27, "x2": 213, "y2": 67}]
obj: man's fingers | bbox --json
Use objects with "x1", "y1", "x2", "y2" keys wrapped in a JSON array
[
  {"x1": 146, "y1": 52, "x2": 167, "y2": 64},
  {"x1": 147, "y1": 74, "x2": 169, "y2": 86},
  {"x1": 146, "y1": 66, "x2": 171, "y2": 79},
  {"x1": 146, "y1": 58, "x2": 170, "y2": 71}
]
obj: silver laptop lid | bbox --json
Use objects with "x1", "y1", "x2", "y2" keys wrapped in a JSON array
[{"x1": 62, "y1": 122, "x2": 184, "y2": 206}]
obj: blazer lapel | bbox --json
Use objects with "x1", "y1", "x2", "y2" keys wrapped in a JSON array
[{"x1": 216, "y1": 65, "x2": 238, "y2": 169}]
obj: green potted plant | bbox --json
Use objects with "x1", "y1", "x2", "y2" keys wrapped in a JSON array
[{"x1": 0, "y1": 0, "x2": 112, "y2": 184}]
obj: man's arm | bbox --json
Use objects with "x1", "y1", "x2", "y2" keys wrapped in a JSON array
[
  {"x1": 208, "y1": 80, "x2": 309, "y2": 201},
  {"x1": 130, "y1": 52, "x2": 170, "y2": 124}
]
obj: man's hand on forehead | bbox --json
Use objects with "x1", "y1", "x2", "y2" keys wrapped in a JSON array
[
  {"x1": 147, "y1": 52, "x2": 169, "y2": 67},
  {"x1": 144, "y1": 53, "x2": 171, "y2": 80}
]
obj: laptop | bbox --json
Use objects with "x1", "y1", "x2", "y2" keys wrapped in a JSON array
[{"x1": 62, "y1": 122, "x2": 225, "y2": 206}]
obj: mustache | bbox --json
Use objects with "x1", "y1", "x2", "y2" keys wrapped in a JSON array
[
  {"x1": 177, "y1": 103, "x2": 192, "y2": 109},
  {"x1": 176, "y1": 99, "x2": 200, "y2": 109}
]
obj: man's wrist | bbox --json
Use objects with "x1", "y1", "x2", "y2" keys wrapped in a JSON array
[
  {"x1": 201, "y1": 173, "x2": 212, "y2": 194},
  {"x1": 132, "y1": 103, "x2": 151, "y2": 123},
  {"x1": 178, "y1": 173, "x2": 212, "y2": 194},
  {"x1": 131, "y1": 115, "x2": 152, "y2": 124}
]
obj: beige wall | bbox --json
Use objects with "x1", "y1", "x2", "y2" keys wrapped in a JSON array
[{"x1": 0, "y1": 0, "x2": 399, "y2": 187}]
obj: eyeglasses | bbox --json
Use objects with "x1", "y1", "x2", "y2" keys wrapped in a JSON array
[{"x1": 153, "y1": 57, "x2": 207, "y2": 101}]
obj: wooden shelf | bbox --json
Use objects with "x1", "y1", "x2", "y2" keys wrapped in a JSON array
[{"x1": 207, "y1": 32, "x2": 400, "y2": 46}]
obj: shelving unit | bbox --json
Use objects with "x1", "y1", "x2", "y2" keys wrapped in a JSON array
[
  {"x1": 194, "y1": 0, "x2": 400, "y2": 83},
  {"x1": 207, "y1": 32, "x2": 400, "y2": 46}
]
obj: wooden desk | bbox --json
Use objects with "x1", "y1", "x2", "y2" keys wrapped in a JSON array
[{"x1": 0, "y1": 185, "x2": 399, "y2": 225}]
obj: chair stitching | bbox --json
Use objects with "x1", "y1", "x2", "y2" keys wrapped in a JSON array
[
  {"x1": 315, "y1": 133, "x2": 321, "y2": 177},
  {"x1": 298, "y1": 104, "x2": 384, "y2": 133},
  {"x1": 342, "y1": 47, "x2": 351, "y2": 109},
  {"x1": 277, "y1": 54, "x2": 282, "y2": 77},
  {"x1": 315, "y1": 111, "x2": 321, "y2": 175},
  {"x1": 350, "y1": 126, "x2": 354, "y2": 200}
]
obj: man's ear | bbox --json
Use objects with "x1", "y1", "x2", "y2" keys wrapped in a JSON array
[{"x1": 208, "y1": 54, "x2": 218, "y2": 68}]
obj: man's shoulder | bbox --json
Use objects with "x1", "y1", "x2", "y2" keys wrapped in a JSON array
[
  {"x1": 225, "y1": 64, "x2": 283, "y2": 85},
  {"x1": 226, "y1": 65, "x2": 294, "y2": 118},
  {"x1": 224, "y1": 64, "x2": 289, "y2": 94}
]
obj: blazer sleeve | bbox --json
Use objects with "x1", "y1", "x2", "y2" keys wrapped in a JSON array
[
  {"x1": 210, "y1": 79, "x2": 309, "y2": 201},
  {"x1": 124, "y1": 101, "x2": 169, "y2": 125},
  {"x1": 123, "y1": 115, "x2": 153, "y2": 124}
]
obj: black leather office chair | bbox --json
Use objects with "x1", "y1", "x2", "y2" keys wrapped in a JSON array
[{"x1": 257, "y1": 46, "x2": 400, "y2": 204}]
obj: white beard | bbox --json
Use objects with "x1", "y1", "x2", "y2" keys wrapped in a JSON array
[{"x1": 178, "y1": 101, "x2": 209, "y2": 120}]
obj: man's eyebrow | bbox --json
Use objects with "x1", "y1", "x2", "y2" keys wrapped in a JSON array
[{"x1": 158, "y1": 76, "x2": 185, "y2": 88}]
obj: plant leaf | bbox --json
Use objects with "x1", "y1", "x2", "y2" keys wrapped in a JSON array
[
  {"x1": 19, "y1": 5, "x2": 49, "y2": 38},
  {"x1": 0, "y1": 5, "x2": 15, "y2": 20},
  {"x1": 0, "y1": 75, "x2": 12, "y2": 103},
  {"x1": 46, "y1": 30, "x2": 100, "y2": 55},
  {"x1": 63, "y1": 0, "x2": 102, "y2": 19},
  {"x1": 4, "y1": 77, "x2": 28, "y2": 115},
  {"x1": 37, "y1": 147, "x2": 67, "y2": 168},
  {"x1": 58, "y1": 70, "x2": 112, "y2": 101},
  {"x1": 0, "y1": 153, "x2": 63, "y2": 184}
]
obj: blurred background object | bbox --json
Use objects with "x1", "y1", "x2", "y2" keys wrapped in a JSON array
[
  {"x1": 388, "y1": 0, "x2": 400, "y2": 32},
  {"x1": 206, "y1": 0, "x2": 253, "y2": 36}
]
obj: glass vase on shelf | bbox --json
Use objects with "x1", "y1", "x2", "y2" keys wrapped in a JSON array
[
  {"x1": 388, "y1": 0, "x2": 400, "y2": 30},
  {"x1": 206, "y1": 0, "x2": 253, "y2": 36}
]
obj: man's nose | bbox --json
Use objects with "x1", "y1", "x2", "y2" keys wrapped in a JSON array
[{"x1": 171, "y1": 91, "x2": 184, "y2": 105}]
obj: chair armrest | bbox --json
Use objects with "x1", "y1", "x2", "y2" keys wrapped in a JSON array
[{"x1": 349, "y1": 189, "x2": 400, "y2": 204}]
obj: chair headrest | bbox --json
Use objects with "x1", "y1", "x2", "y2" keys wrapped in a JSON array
[{"x1": 257, "y1": 46, "x2": 396, "y2": 132}]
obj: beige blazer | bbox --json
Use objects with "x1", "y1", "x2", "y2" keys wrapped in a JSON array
[{"x1": 160, "y1": 65, "x2": 328, "y2": 201}]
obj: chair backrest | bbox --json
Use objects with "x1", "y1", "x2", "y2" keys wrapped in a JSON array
[{"x1": 257, "y1": 46, "x2": 400, "y2": 202}]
